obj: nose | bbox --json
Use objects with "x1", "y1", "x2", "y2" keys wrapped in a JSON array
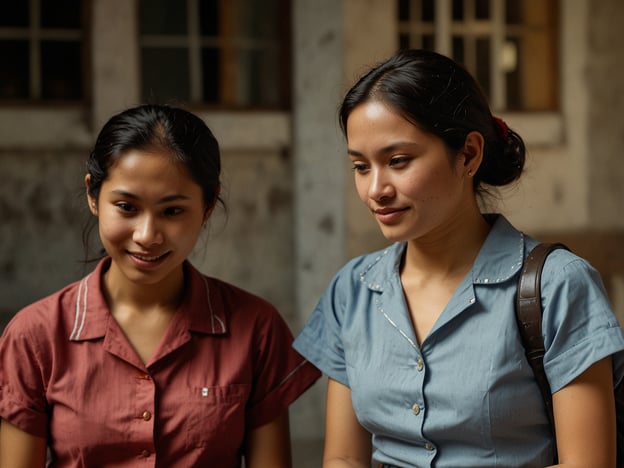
[
  {"x1": 133, "y1": 214, "x2": 163, "y2": 247},
  {"x1": 368, "y1": 168, "x2": 394, "y2": 202}
]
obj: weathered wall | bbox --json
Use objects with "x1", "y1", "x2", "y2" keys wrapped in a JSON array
[
  {"x1": 586, "y1": 1, "x2": 624, "y2": 227},
  {"x1": 0, "y1": 150, "x2": 86, "y2": 327},
  {"x1": 0, "y1": 148, "x2": 295, "y2": 330}
]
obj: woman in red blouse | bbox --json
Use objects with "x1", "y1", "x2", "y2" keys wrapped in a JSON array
[{"x1": 0, "y1": 104, "x2": 320, "y2": 467}]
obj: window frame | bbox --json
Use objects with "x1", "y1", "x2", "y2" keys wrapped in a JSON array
[
  {"x1": 138, "y1": 0, "x2": 291, "y2": 110},
  {"x1": 0, "y1": 0, "x2": 90, "y2": 105},
  {"x1": 398, "y1": 0, "x2": 562, "y2": 145}
]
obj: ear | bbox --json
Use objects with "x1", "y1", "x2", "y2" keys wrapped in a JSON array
[
  {"x1": 460, "y1": 131, "x2": 485, "y2": 177},
  {"x1": 85, "y1": 174, "x2": 98, "y2": 216}
]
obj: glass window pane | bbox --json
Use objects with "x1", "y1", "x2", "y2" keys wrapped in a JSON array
[
  {"x1": 1, "y1": 3, "x2": 29, "y2": 27},
  {"x1": 199, "y1": 0, "x2": 219, "y2": 35},
  {"x1": 0, "y1": 41, "x2": 29, "y2": 99},
  {"x1": 505, "y1": 0, "x2": 521, "y2": 24},
  {"x1": 452, "y1": 0, "x2": 464, "y2": 20},
  {"x1": 476, "y1": 38, "x2": 491, "y2": 99},
  {"x1": 476, "y1": 0, "x2": 490, "y2": 19},
  {"x1": 235, "y1": 48, "x2": 280, "y2": 107},
  {"x1": 452, "y1": 36, "x2": 464, "y2": 63},
  {"x1": 140, "y1": 0, "x2": 188, "y2": 35},
  {"x1": 201, "y1": 48, "x2": 220, "y2": 103},
  {"x1": 399, "y1": 33, "x2": 410, "y2": 50},
  {"x1": 41, "y1": 41, "x2": 82, "y2": 99},
  {"x1": 422, "y1": 0, "x2": 435, "y2": 21},
  {"x1": 142, "y1": 47, "x2": 190, "y2": 102},
  {"x1": 422, "y1": 34, "x2": 435, "y2": 50},
  {"x1": 398, "y1": 0, "x2": 409, "y2": 21},
  {"x1": 505, "y1": 37, "x2": 521, "y2": 109},
  {"x1": 233, "y1": 0, "x2": 279, "y2": 40},
  {"x1": 41, "y1": 0, "x2": 81, "y2": 28}
]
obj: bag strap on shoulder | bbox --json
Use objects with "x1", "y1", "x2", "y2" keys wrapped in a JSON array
[{"x1": 515, "y1": 243, "x2": 569, "y2": 442}]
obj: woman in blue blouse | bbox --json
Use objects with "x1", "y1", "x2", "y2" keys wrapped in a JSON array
[{"x1": 293, "y1": 49, "x2": 624, "y2": 467}]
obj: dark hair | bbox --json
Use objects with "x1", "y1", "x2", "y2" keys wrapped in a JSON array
[
  {"x1": 339, "y1": 49, "x2": 525, "y2": 191},
  {"x1": 83, "y1": 104, "x2": 223, "y2": 258}
]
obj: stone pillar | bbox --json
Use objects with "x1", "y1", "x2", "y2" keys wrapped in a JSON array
[
  {"x1": 91, "y1": 0, "x2": 140, "y2": 130},
  {"x1": 291, "y1": 0, "x2": 346, "y2": 440}
]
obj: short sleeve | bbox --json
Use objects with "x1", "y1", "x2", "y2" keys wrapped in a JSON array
[
  {"x1": 293, "y1": 266, "x2": 353, "y2": 387},
  {"x1": 0, "y1": 311, "x2": 50, "y2": 437},
  {"x1": 245, "y1": 306, "x2": 321, "y2": 429},
  {"x1": 541, "y1": 251, "x2": 624, "y2": 393}
]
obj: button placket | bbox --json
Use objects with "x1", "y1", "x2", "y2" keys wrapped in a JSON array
[{"x1": 134, "y1": 371, "x2": 156, "y2": 458}]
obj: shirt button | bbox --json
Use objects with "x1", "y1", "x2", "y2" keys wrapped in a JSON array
[
  {"x1": 142, "y1": 411, "x2": 152, "y2": 421},
  {"x1": 411, "y1": 403, "x2": 421, "y2": 415},
  {"x1": 141, "y1": 449, "x2": 150, "y2": 458},
  {"x1": 417, "y1": 358, "x2": 424, "y2": 371},
  {"x1": 424, "y1": 442, "x2": 434, "y2": 451}
]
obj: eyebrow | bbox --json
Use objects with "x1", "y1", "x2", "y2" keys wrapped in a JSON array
[
  {"x1": 347, "y1": 141, "x2": 423, "y2": 158},
  {"x1": 110, "y1": 190, "x2": 191, "y2": 204}
]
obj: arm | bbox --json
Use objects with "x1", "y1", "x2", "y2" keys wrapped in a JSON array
[
  {"x1": 244, "y1": 409, "x2": 292, "y2": 468},
  {"x1": 0, "y1": 419, "x2": 47, "y2": 468},
  {"x1": 546, "y1": 356, "x2": 616, "y2": 468},
  {"x1": 323, "y1": 378, "x2": 372, "y2": 468}
]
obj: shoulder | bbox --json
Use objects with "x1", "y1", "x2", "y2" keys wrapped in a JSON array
[
  {"x1": 3, "y1": 279, "x2": 84, "y2": 339},
  {"x1": 540, "y1": 246, "x2": 604, "y2": 291},
  {"x1": 203, "y1": 276, "x2": 278, "y2": 315}
]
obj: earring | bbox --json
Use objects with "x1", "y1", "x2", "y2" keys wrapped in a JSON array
[{"x1": 468, "y1": 170, "x2": 473, "y2": 177}]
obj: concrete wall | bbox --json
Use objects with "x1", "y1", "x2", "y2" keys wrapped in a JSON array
[{"x1": 1, "y1": 0, "x2": 623, "y2": 461}]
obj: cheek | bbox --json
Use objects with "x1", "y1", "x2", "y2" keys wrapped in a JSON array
[
  {"x1": 354, "y1": 177, "x2": 372, "y2": 204},
  {"x1": 97, "y1": 214, "x2": 131, "y2": 244}
]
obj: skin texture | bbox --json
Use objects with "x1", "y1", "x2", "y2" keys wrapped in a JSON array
[
  {"x1": 323, "y1": 100, "x2": 617, "y2": 467},
  {"x1": 0, "y1": 149, "x2": 293, "y2": 468}
]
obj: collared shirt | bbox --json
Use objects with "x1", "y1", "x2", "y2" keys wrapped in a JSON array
[
  {"x1": 294, "y1": 215, "x2": 624, "y2": 467},
  {"x1": 0, "y1": 258, "x2": 321, "y2": 467}
]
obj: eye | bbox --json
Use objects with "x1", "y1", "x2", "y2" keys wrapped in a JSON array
[
  {"x1": 164, "y1": 206, "x2": 184, "y2": 216},
  {"x1": 389, "y1": 156, "x2": 411, "y2": 168},
  {"x1": 351, "y1": 163, "x2": 369, "y2": 174},
  {"x1": 115, "y1": 202, "x2": 136, "y2": 213}
]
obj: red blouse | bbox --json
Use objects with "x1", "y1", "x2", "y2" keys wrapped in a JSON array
[{"x1": 0, "y1": 258, "x2": 320, "y2": 467}]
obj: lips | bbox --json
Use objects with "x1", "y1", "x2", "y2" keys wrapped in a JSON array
[
  {"x1": 373, "y1": 206, "x2": 409, "y2": 224},
  {"x1": 130, "y1": 252, "x2": 168, "y2": 262},
  {"x1": 127, "y1": 251, "x2": 171, "y2": 269}
]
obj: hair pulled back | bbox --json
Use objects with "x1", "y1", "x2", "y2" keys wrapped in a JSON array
[
  {"x1": 83, "y1": 104, "x2": 223, "y2": 259},
  {"x1": 86, "y1": 104, "x2": 222, "y2": 207},
  {"x1": 339, "y1": 49, "x2": 525, "y2": 190}
]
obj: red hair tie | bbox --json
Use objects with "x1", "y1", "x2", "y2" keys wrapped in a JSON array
[{"x1": 493, "y1": 116, "x2": 509, "y2": 140}]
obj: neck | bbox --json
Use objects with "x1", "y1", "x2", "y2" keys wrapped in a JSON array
[
  {"x1": 402, "y1": 210, "x2": 491, "y2": 283},
  {"x1": 102, "y1": 262, "x2": 185, "y2": 312}
]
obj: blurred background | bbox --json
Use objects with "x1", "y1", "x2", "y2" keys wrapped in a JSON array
[{"x1": 1, "y1": 0, "x2": 623, "y2": 465}]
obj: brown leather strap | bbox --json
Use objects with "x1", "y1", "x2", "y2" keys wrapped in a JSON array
[{"x1": 516, "y1": 242, "x2": 568, "y2": 458}]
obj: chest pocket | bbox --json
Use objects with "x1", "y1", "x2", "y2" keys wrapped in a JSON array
[{"x1": 185, "y1": 384, "x2": 250, "y2": 449}]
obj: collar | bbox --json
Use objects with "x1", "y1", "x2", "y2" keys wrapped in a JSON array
[
  {"x1": 69, "y1": 258, "x2": 227, "y2": 341},
  {"x1": 359, "y1": 214, "x2": 526, "y2": 292}
]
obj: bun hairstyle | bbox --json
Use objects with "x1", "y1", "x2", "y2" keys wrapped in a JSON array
[{"x1": 339, "y1": 49, "x2": 526, "y2": 191}]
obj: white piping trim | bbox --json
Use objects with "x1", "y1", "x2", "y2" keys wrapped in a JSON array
[
  {"x1": 277, "y1": 359, "x2": 309, "y2": 387},
  {"x1": 69, "y1": 275, "x2": 89, "y2": 340},
  {"x1": 202, "y1": 276, "x2": 225, "y2": 333}
]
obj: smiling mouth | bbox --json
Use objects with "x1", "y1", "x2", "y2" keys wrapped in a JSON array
[{"x1": 129, "y1": 252, "x2": 169, "y2": 262}]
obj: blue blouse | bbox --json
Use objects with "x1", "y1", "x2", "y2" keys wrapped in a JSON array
[{"x1": 293, "y1": 215, "x2": 624, "y2": 467}]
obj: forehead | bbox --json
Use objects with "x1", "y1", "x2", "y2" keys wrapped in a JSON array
[
  {"x1": 346, "y1": 101, "x2": 433, "y2": 148},
  {"x1": 104, "y1": 150, "x2": 200, "y2": 192}
]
